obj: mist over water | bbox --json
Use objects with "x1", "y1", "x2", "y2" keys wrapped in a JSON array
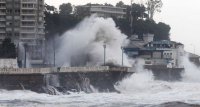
[
  {"x1": 181, "y1": 54, "x2": 200, "y2": 82},
  {"x1": 56, "y1": 15, "x2": 131, "y2": 67}
]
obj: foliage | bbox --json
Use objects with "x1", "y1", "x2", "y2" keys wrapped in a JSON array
[
  {"x1": 0, "y1": 38, "x2": 16, "y2": 58},
  {"x1": 146, "y1": 0, "x2": 163, "y2": 20},
  {"x1": 45, "y1": 1, "x2": 170, "y2": 42},
  {"x1": 116, "y1": 1, "x2": 125, "y2": 8},
  {"x1": 59, "y1": 3, "x2": 73, "y2": 16}
]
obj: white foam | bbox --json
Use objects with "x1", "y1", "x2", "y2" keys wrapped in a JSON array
[{"x1": 56, "y1": 15, "x2": 131, "y2": 67}]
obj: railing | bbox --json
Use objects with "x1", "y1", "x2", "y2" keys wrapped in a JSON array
[
  {"x1": 0, "y1": 0, "x2": 5, "y2": 2},
  {"x1": 0, "y1": 66, "x2": 132, "y2": 74},
  {"x1": 21, "y1": 0, "x2": 37, "y2": 3},
  {"x1": 0, "y1": 67, "x2": 109, "y2": 74}
]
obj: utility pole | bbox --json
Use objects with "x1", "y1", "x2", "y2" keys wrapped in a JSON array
[
  {"x1": 53, "y1": 37, "x2": 56, "y2": 67},
  {"x1": 103, "y1": 42, "x2": 106, "y2": 66},
  {"x1": 121, "y1": 47, "x2": 124, "y2": 66}
]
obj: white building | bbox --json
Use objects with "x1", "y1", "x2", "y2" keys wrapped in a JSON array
[
  {"x1": 125, "y1": 34, "x2": 184, "y2": 68},
  {"x1": 144, "y1": 40, "x2": 184, "y2": 67},
  {"x1": 0, "y1": 0, "x2": 45, "y2": 43},
  {"x1": 78, "y1": 5, "x2": 126, "y2": 18},
  {"x1": 0, "y1": 0, "x2": 45, "y2": 67}
]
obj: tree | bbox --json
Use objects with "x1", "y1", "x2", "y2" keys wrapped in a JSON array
[
  {"x1": 131, "y1": 4, "x2": 147, "y2": 20},
  {"x1": 74, "y1": 6, "x2": 90, "y2": 19},
  {"x1": 0, "y1": 38, "x2": 16, "y2": 58},
  {"x1": 59, "y1": 3, "x2": 73, "y2": 16},
  {"x1": 104, "y1": 3, "x2": 113, "y2": 6},
  {"x1": 45, "y1": 4, "x2": 57, "y2": 13},
  {"x1": 154, "y1": 22, "x2": 171, "y2": 40},
  {"x1": 146, "y1": 0, "x2": 163, "y2": 20},
  {"x1": 116, "y1": 1, "x2": 125, "y2": 7}
]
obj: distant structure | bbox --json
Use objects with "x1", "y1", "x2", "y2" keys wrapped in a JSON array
[
  {"x1": 0, "y1": 0, "x2": 45, "y2": 67},
  {"x1": 77, "y1": 5, "x2": 126, "y2": 18},
  {"x1": 125, "y1": 34, "x2": 185, "y2": 68}
]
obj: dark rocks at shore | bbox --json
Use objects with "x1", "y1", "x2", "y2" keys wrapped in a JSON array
[{"x1": 157, "y1": 102, "x2": 200, "y2": 107}]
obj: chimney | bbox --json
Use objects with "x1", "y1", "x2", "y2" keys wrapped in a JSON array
[{"x1": 143, "y1": 33, "x2": 154, "y2": 43}]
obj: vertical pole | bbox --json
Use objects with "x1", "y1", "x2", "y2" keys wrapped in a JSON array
[
  {"x1": 53, "y1": 37, "x2": 56, "y2": 67},
  {"x1": 122, "y1": 47, "x2": 124, "y2": 66},
  {"x1": 103, "y1": 43, "x2": 106, "y2": 66}
]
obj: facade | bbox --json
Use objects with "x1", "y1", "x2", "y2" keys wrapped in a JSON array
[
  {"x1": 78, "y1": 5, "x2": 126, "y2": 18},
  {"x1": 0, "y1": 0, "x2": 45, "y2": 66},
  {"x1": 125, "y1": 34, "x2": 184, "y2": 68}
]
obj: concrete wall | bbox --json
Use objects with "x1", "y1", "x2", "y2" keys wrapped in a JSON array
[
  {"x1": 0, "y1": 66, "x2": 110, "y2": 74},
  {"x1": 0, "y1": 67, "x2": 132, "y2": 94},
  {"x1": 0, "y1": 59, "x2": 18, "y2": 68},
  {"x1": 0, "y1": 66, "x2": 184, "y2": 94}
]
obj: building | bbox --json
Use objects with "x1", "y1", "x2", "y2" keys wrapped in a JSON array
[
  {"x1": 77, "y1": 5, "x2": 126, "y2": 18},
  {"x1": 0, "y1": 0, "x2": 45, "y2": 67},
  {"x1": 125, "y1": 34, "x2": 185, "y2": 68}
]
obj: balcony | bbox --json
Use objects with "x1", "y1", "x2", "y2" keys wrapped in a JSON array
[
  {"x1": 0, "y1": 6, "x2": 6, "y2": 9},
  {"x1": 0, "y1": 24, "x2": 5, "y2": 27},
  {"x1": 22, "y1": 18, "x2": 36, "y2": 21},
  {"x1": 0, "y1": 18, "x2": 5, "y2": 21},
  {"x1": 21, "y1": 12, "x2": 36, "y2": 15},
  {"x1": 0, "y1": 0, "x2": 5, "y2": 3},
  {"x1": 21, "y1": 24, "x2": 35, "y2": 27},
  {"x1": 21, "y1": 0, "x2": 37, "y2": 3},
  {"x1": 0, "y1": 30, "x2": 5, "y2": 33},
  {"x1": 21, "y1": 29, "x2": 36, "y2": 33},
  {"x1": 0, "y1": 12, "x2": 5, "y2": 15}
]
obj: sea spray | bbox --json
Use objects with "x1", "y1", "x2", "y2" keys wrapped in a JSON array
[
  {"x1": 181, "y1": 54, "x2": 200, "y2": 82},
  {"x1": 56, "y1": 15, "x2": 131, "y2": 67},
  {"x1": 115, "y1": 59, "x2": 155, "y2": 93}
]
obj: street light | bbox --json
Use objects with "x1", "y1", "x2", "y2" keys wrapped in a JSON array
[
  {"x1": 53, "y1": 37, "x2": 56, "y2": 67},
  {"x1": 121, "y1": 47, "x2": 124, "y2": 66},
  {"x1": 103, "y1": 42, "x2": 106, "y2": 66}
]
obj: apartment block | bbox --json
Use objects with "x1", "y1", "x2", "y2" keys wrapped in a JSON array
[
  {"x1": 0, "y1": 0, "x2": 45, "y2": 42},
  {"x1": 77, "y1": 5, "x2": 126, "y2": 18},
  {"x1": 0, "y1": 0, "x2": 45, "y2": 67}
]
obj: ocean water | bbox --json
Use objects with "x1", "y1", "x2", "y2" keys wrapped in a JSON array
[
  {"x1": 1, "y1": 77, "x2": 200, "y2": 107},
  {"x1": 1, "y1": 56, "x2": 200, "y2": 107}
]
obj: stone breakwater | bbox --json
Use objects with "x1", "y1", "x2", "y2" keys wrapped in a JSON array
[
  {"x1": 0, "y1": 66, "x2": 184, "y2": 94},
  {"x1": 0, "y1": 66, "x2": 132, "y2": 94}
]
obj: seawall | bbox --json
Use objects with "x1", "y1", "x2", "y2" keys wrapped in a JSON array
[
  {"x1": 0, "y1": 66, "x2": 184, "y2": 94},
  {"x1": 0, "y1": 67, "x2": 132, "y2": 94}
]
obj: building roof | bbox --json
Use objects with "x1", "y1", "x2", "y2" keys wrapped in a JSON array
[
  {"x1": 188, "y1": 52, "x2": 200, "y2": 58},
  {"x1": 79, "y1": 5, "x2": 126, "y2": 10}
]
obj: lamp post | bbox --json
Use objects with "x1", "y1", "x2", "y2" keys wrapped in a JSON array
[
  {"x1": 121, "y1": 47, "x2": 124, "y2": 66},
  {"x1": 53, "y1": 37, "x2": 56, "y2": 67},
  {"x1": 103, "y1": 42, "x2": 106, "y2": 66}
]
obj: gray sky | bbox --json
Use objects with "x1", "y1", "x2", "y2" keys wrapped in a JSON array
[{"x1": 45, "y1": 0, "x2": 200, "y2": 55}]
